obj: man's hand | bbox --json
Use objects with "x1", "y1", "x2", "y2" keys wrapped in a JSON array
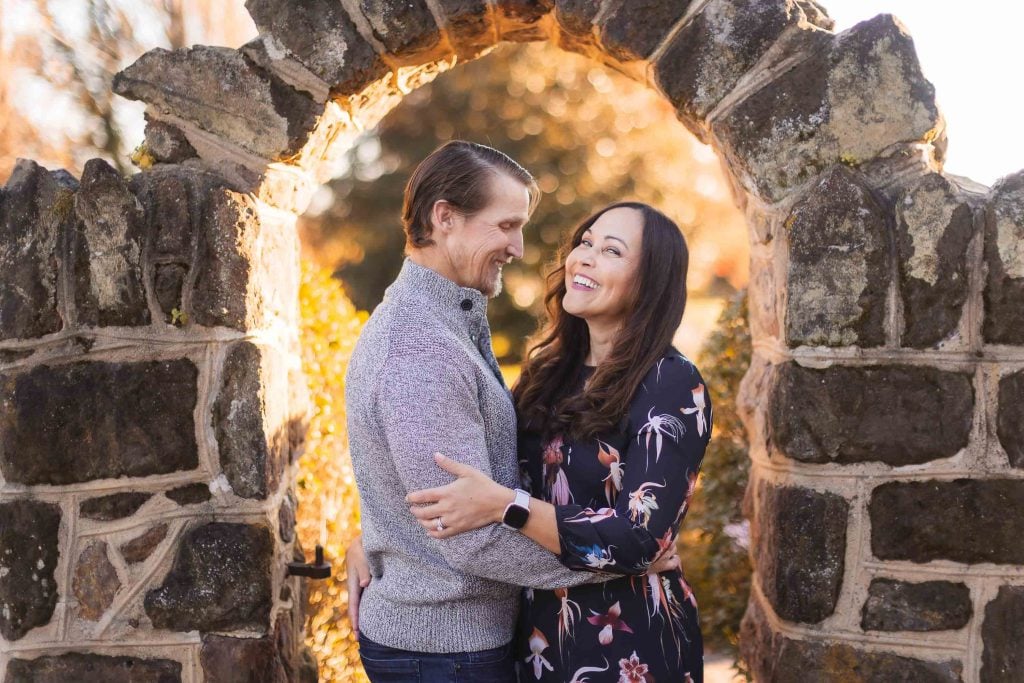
[{"x1": 345, "y1": 534, "x2": 371, "y2": 637}]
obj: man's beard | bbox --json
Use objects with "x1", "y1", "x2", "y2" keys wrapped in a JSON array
[{"x1": 487, "y1": 267, "x2": 504, "y2": 298}]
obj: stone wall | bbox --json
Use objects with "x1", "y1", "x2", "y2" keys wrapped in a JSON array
[
  {"x1": 0, "y1": 159, "x2": 316, "y2": 680},
  {"x1": 1, "y1": 1, "x2": 1021, "y2": 681}
]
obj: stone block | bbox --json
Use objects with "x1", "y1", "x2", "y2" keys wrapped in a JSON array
[
  {"x1": 981, "y1": 586, "x2": 1024, "y2": 682},
  {"x1": 130, "y1": 169, "x2": 195, "y2": 258},
  {"x1": 998, "y1": 370, "x2": 1024, "y2": 468},
  {"x1": 861, "y1": 579, "x2": 972, "y2": 631},
  {"x1": 895, "y1": 173, "x2": 976, "y2": 347},
  {"x1": 713, "y1": 15, "x2": 941, "y2": 202},
  {"x1": 120, "y1": 524, "x2": 170, "y2": 565},
  {"x1": 767, "y1": 362, "x2": 974, "y2": 465},
  {"x1": 870, "y1": 479, "x2": 1024, "y2": 564},
  {"x1": 72, "y1": 541, "x2": 121, "y2": 621},
  {"x1": 244, "y1": 0, "x2": 388, "y2": 95},
  {"x1": 80, "y1": 492, "x2": 153, "y2": 521},
  {"x1": 142, "y1": 118, "x2": 197, "y2": 164},
  {"x1": 600, "y1": 0, "x2": 693, "y2": 63},
  {"x1": 654, "y1": 0, "x2": 807, "y2": 134},
  {"x1": 71, "y1": 159, "x2": 149, "y2": 327},
  {"x1": 495, "y1": 0, "x2": 552, "y2": 41},
  {"x1": 0, "y1": 500, "x2": 60, "y2": 641},
  {"x1": 359, "y1": 0, "x2": 440, "y2": 59},
  {"x1": 113, "y1": 46, "x2": 320, "y2": 161},
  {"x1": 191, "y1": 185, "x2": 297, "y2": 331},
  {"x1": 165, "y1": 483, "x2": 212, "y2": 506},
  {"x1": 436, "y1": 1, "x2": 493, "y2": 55},
  {"x1": 753, "y1": 482, "x2": 848, "y2": 623},
  {"x1": 0, "y1": 160, "x2": 73, "y2": 341},
  {"x1": 213, "y1": 342, "x2": 290, "y2": 499},
  {"x1": 201, "y1": 634, "x2": 288, "y2": 682},
  {"x1": 3, "y1": 653, "x2": 182, "y2": 682},
  {"x1": 0, "y1": 359, "x2": 199, "y2": 485},
  {"x1": 783, "y1": 166, "x2": 889, "y2": 347},
  {"x1": 144, "y1": 522, "x2": 273, "y2": 632},
  {"x1": 741, "y1": 597, "x2": 963, "y2": 682},
  {"x1": 279, "y1": 490, "x2": 296, "y2": 543},
  {"x1": 131, "y1": 167, "x2": 240, "y2": 327},
  {"x1": 552, "y1": 0, "x2": 599, "y2": 47},
  {"x1": 153, "y1": 263, "x2": 187, "y2": 321},
  {"x1": 984, "y1": 170, "x2": 1024, "y2": 344}
]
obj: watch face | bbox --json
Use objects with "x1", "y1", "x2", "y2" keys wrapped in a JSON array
[{"x1": 503, "y1": 504, "x2": 529, "y2": 529}]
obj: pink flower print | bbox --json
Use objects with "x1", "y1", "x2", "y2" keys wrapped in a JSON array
[
  {"x1": 617, "y1": 651, "x2": 651, "y2": 683},
  {"x1": 637, "y1": 408, "x2": 685, "y2": 467},
  {"x1": 597, "y1": 440, "x2": 624, "y2": 506},
  {"x1": 554, "y1": 587, "x2": 582, "y2": 657},
  {"x1": 568, "y1": 659, "x2": 610, "y2": 683},
  {"x1": 680, "y1": 383, "x2": 708, "y2": 437},
  {"x1": 543, "y1": 435, "x2": 574, "y2": 505},
  {"x1": 627, "y1": 481, "x2": 665, "y2": 528},
  {"x1": 587, "y1": 601, "x2": 634, "y2": 646},
  {"x1": 565, "y1": 507, "x2": 618, "y2": 524},
  {"x1": 674, "y1": 471, "x2": 699, "y2": 524},
  {"x1": 525, "y1": 627, "x2": 554, "y2": 679},
  {"x1": 678, "y1": 574, "x2": 698, "y2": 609}
]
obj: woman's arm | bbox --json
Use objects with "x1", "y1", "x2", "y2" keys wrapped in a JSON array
[
  {"x1": 406, "y1": 453, "x2": 682, "y2": 573},
  {"x1": 408, "y1": 355, "x2": 712, "y2": 576}
]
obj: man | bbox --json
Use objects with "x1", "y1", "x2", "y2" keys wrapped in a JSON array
[{"x1": 344, "y1": 141, "x2": 675, "y2": 681}]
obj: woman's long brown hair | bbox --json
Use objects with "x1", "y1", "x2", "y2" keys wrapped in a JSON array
[{"x1": 513, "y1": 202, "x2": 690, "y2": 440}]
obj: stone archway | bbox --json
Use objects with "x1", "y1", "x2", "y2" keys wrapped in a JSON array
[{"x1": 1, "y1": 1, "x2": 1022, "y2": 681}]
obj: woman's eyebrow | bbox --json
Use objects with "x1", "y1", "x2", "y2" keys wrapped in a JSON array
[{"x1": 602, "y1": 234, "x2": 629, "y2": 249}]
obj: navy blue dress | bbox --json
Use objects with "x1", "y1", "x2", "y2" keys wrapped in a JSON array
[{"x1": 513, "y1": 349, "x2": 713, "y2": 683}]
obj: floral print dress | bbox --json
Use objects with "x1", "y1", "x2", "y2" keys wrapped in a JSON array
[{"x1": 514, "y1": 349, "x2": 713, "y2": 683}]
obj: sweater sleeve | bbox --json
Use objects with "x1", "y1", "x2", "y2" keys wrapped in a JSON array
[
  {"x1": 377, "y1": 348, "x2": 607, "y2": 590},
  {"x1": 553, "y1": 354, "x2": 713, "y2": 575}
]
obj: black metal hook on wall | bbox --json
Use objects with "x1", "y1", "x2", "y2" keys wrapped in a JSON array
[{"x1": 287, "y1": 544, "x2": 332, "y2": 579}]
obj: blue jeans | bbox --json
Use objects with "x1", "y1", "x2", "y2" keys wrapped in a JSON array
[{"x1": 358, "y1": 633, "x2": 516, "y2": 683}]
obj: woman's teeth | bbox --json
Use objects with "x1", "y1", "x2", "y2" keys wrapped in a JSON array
[{"x1": 573, "y1": 274, "x2": 599, "y2": 290}]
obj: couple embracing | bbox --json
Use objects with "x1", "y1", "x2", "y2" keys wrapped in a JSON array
[{"x1": 344, "y1": 140, "x2": 713, "y2": 683}]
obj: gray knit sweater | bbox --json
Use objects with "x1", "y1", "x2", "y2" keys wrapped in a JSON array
[{"x1": 345, "y1": 258, "x2": 601, "y2": 653}]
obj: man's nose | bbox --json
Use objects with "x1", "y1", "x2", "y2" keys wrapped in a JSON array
[{"x1": 508, "y1": 227, "x2": 525, "y2": 260}]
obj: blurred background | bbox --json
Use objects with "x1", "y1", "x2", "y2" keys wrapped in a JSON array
[{"x1": 2, "y1": 1, "x2": 1021, "y2": 680}]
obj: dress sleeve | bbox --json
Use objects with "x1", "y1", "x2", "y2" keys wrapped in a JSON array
[{"x1": 554, "y1": 354, "x2": 713, "y2": 575}]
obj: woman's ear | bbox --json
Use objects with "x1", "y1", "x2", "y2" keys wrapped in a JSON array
[{"x1": 430, "y1": 200, "x2": 456, "y2": 235}]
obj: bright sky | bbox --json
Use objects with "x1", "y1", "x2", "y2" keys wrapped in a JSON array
[{"x1": 826, "y1": 0, "x2": 1024, "y2": 187}]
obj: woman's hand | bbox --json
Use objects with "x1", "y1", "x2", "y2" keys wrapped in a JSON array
[
  {"x1": 345, "y1": 534, "x2": 371, "y2": 637},
  {"x1": 649, "y1": 544, "x2": 680, "y2": 574},
  {"x1": 406, "y1": 453, "x2": 515, "y2": 539}
]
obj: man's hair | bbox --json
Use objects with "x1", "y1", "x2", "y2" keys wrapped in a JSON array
[{"x1": 402, "y1": 140, "x2": 540, "y2": 249}]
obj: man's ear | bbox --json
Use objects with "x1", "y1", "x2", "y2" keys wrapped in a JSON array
[{"x1": 430, "y1": 200, "x2": 457, "y2": 235}]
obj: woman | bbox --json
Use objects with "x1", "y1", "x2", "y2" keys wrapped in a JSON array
[{"x1": 405, "y1": 201, "x2": 713, "y2": 682}]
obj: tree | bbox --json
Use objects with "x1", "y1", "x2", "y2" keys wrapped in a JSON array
[
  {"x1": 0, "y1": 0, "x2": 255, "y2": 179},
  {"x1": 299, "y1": 41, "x2": 747, "y2": 363},
  {"x1": 679, "y1": 290, "x2": 752, "y2": 666}
]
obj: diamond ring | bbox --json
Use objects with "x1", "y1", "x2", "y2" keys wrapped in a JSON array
[{"x1": 435, "y1": 517, "x2": 446, "y2": 532}]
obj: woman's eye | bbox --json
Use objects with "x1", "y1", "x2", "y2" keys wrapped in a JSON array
[
  {"x1": 605, "y1": 247, "x2": 620, "y2": 256},
  {"x1": 580, "y1": 239, "x2": 592, "y2": 247}
]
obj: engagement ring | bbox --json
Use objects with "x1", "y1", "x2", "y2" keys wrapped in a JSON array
[{"x1": 435, "y1": 517, "x2": 446, "y2": 532}]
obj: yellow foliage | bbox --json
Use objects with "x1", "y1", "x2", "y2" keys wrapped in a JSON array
[{"x1": 297, "y1": 260, "x2": 369, "y2": 683}]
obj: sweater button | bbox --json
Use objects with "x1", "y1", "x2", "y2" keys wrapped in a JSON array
[{"x1": 460, "y1": 298, "x2": 473, "y2": 311}]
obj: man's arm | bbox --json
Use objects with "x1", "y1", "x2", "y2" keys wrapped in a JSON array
[{"x1": 378, "y1": 348, "x2": 604, "y2": 589}]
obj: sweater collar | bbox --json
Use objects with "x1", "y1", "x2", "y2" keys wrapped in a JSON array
[{"x1": 391, "y1": 257, "x2": 489, "y2": 322}]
